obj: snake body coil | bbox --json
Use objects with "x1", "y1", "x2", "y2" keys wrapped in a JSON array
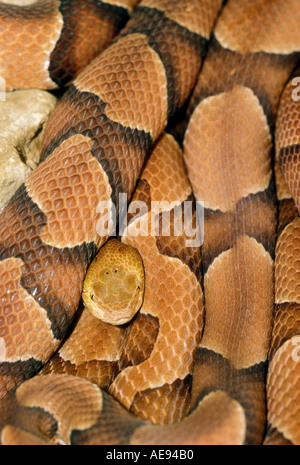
[{"x1": 0, "y1": 0, "x2": 300, "y2": 446}]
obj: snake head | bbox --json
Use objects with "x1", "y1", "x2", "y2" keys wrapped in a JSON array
[{"x1": 82, "y1": 239, "x2": 145, "y2": 326}]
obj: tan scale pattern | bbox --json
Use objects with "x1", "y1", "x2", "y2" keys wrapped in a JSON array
[
  {"x1": 263, "y1": 428, "x2": 293, "y2": 446},
  {"x1": 39, "y1": 309, "x2": 124, "y2": 389},
  {"x1": 141, "y1": 0, "x2": 223, "y2": 39},
  {"x1": 278, "y1": 147, "x2": 300, "y2": 214},
  {"x1": 74, "y1": 33, "x2": 168, "y2": 140},
  {"x1": 190, "y1": 349, "x2": 267, "y2": 445},
  {"x1": 131, "y1": 391, "x2": 246, "y2": 445},
  {"x1": 277, "y1": 199, "x2": 299, "y2": 236},
  {"x1": 49, "y1": 0, "x2": 133, "y2": 85},
  {"x1": 116, "y1": 1, "x2": 206, "y2": 118},
  {"x1": 274, "y1": 159, "x2": 292, "y2": 201},
  {"x1": 110, "y1": 224, "x2": 203, "y2": 416},
  {"x1": 184, "y1": 86, "x2": 272, "y2": 212},
  {"x1": 276, "y1": 76, "x2": 300, "y2": 154},
  {"x1": 0, "y1": 0, "x2": 63, "y2": 90},
  {"x1": 55, "y1": 310, "x2": 123, "y2": 364},
  {"x1": 0, "y1": 258, "x2": 56, "y2": 362},
  {"x1": 40, "y1": 354, "x2": 117, "y2": 391},
  {"x1": 275, "y1": 218, "x2": 300, "y2": 304},
  {"x1": 269, "y1": 303, "x2": 300, "y2": 360},
  {"x1": 0, "y1": 0, "x2": 219, "y2": 412},
  {"x1": 1, "y1": 426, "x2": 50, "y2": 446},
  {"x1": 202, "y1": 193, "x2": 276, "y2": 269},
  {"x1": 215, "y1": 0, "x2": 300, "y2": 54},
  {"x1": 0, "y1": 0, "x2": 139, "y2": 90},
  {"x1": 109, "y1": 134, "x2": 203, "y2": 423},
  {"x1": 182, "y1": 18, "x2": 283, "y2": 440},
  {"x1": 201, "y1": 235, "x2": 274, "y2": 369},
  {"x1": 140, "y1": 133, "x2": 192, "y2": 204},
  {"x1": 25, "y1": 134, "x2": 112, "y2": 249},
  {"x1": 265, "y1": 69, "x2": 300, "y2": 445},
  {"x1": 117, "y1": 313, "x2": 159, "y2": 371},
  {"x1": 276, "y1": 73, "x2": 300, "y2": 211},
  {"x1": 186, "y1": 37, "x2": 297, "y2": 130},
  {"x1": 82, "y1": 239, "x2": 145, "y2": 325},
  {"x1": 16, "y1": 374, "x2": 103, "y2": 445},
  {"x1": 6, "y1": 0, "x2": 300, "y2": 446},
  {"x1": 267, "y1": 338, "x2": 300, "y2": 444}
]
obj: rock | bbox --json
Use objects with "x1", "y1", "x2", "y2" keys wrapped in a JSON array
[
  {"x1": 0, "y1": 89, "x2": 57, "y2": 211},
  {"x1": 1, "y1": 1, "x2": 35, "y2": 5}
]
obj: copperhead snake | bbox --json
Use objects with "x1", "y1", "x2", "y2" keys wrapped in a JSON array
[{"x1": 0, "y1": 0, "x2": 299, "y2": 445}]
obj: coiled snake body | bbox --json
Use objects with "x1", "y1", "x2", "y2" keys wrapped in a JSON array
[{"x1": 0, "y1": 0, "x2": 300, "y2": 445}]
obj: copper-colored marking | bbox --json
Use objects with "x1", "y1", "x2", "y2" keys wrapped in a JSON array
[
  {"x1": 276, "y1": 77, "x2": 300, "y2": 155},
  {"x1": 141, "y1": 0, "x2": 223, "y2": 39},
  {"x1": 202, "y1": 192, "x2": 276, "y2": 270},
  {"x1": 0, "y1": 257, "x2": 56, "y2": 362},
  {"x1": 140, "y1": 133, "x2": 191, "y2": 205},
  {"x1": 274, "y1": 159, "x2": 292, "y2": 201},
  {"x1": 131, "y1": 391, "x2": 246, "y2": 445},
  {"x1": 16, "y1": 374, "x2": 103, "y2": 444},
  {"x1": 277, "y1": 199, "x2": 298, "y2": 237},
  {"x1": 215, "y1": 0, "x2": 300, "y2": 54},
  {"x1": 109, "y1": 132, "x2": 203, "y2": 419},
  {"x1": 0, "y1": 0, "x2": 63, "y2": 90},
  {"x1": 1, "y1": 425, "x2": 51, "y2": 446},
  {"x1": 25, "y1": 134, "x2": 112, "y2": 248},
  {"x1": 276, "y1": 74, "x2": 300, "y2": 210},
  {"x1": 184, "y1": 86, "x2": 272, "y2": 212},
  {"x1": 58, "y1": 309, "x2": 124, "y2": 365},
  {"x1": 269, "y1": 302, "x2": 300, "y2": 360},
  {"x1": 74, "y1": 33, "x2": 168, "y2": 140},
  {"x1": 275, "y1": 218, "x2": 300, "y2": 304},
  {"x1": 110, "y1": 225, "x2": 203, "y2": 411},
  {"x1": 188, "y1": 37, "x2": 297, "y2": 127},
  {"x1": 267, "y1": 337, "x2": 300, "y2": 445},
  {"x1": 201, "y1": 235, "x2": 274, "y2": 369}
]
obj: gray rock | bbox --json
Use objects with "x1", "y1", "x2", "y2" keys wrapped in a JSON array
[{"x1": 0, "y1": 89, "x2": 57, "y2": 211}]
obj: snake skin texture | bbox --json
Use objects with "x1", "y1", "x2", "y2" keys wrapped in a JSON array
[
  {"x1": 263, "y1": 71, "x2": 300, "y2": 446},
  {"x1": 0, "y1": 0, "x2": 300, "y2": 446},
  {"x1": 182, "y1": 0, "x2": 300, "y2": 445},
  {"x1": 0, "y1": 0, "x2": 138, "y2": 90},
  {"x1": 109, "y1": 133, "x2": 204, "y2": 425},
  {"x1": 277, "y1": 69, "x2": 300, "y2": 214},
  {"x1": 0, "y1": 0, "x2": 222, "y2": 430}
]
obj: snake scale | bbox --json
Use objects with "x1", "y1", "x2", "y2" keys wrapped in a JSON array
[{"x1": 0, "y1": 0, "x2": 299, "y2": 445}]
